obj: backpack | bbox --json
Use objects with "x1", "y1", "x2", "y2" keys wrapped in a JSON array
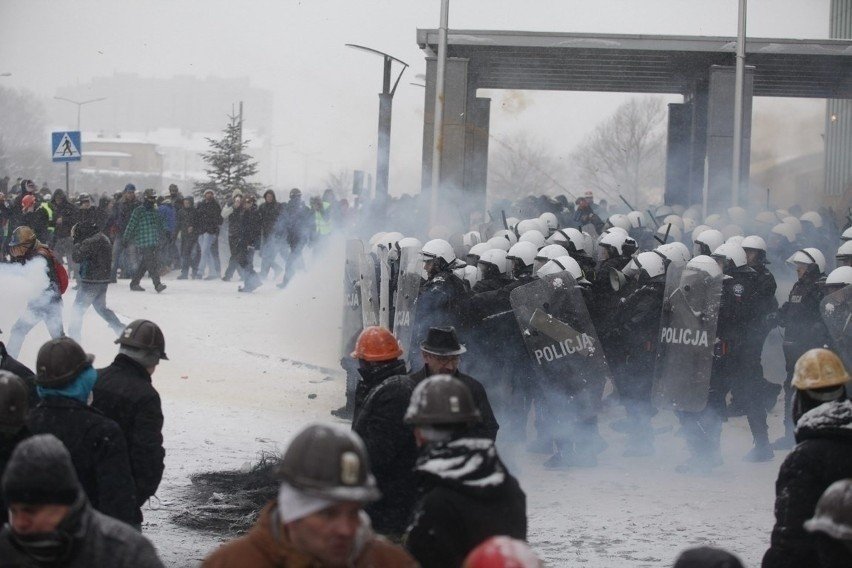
[{"x1": 37, "y1": 247, "x2": 69, "y2": 295}]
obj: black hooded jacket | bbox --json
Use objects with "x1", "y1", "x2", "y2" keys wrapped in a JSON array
[
  {"x1": 258, "y1": 190, "x2": 281, "y2": 242},
  {"x1": 404, "y1": 438, "x2": 527, "y2": 568},
  {"x1": 51, "y1": 189, "x2": 77, "y2": 239},
  {"x1": 762, "y1": 399, "x2": 852, "y2": 568}
]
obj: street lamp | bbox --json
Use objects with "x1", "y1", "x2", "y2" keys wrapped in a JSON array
[
  {"x1": 53, "y1": 96, "x2": 107, "y2": 131},
  {"x1": 345, "y1": 43, "x2": 408, "y2": 212}
]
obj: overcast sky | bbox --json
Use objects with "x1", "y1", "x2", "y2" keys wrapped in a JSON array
[{"x1": 0, "y1": 0, "x2": 832, "y2": 193}]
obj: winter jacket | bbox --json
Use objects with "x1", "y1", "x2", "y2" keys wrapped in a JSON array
[
  {"x1": 22, "y1": 207, "x2": 50, "y2": 243},
  {"x1": 26, "y1": 396, "x2": 138, "y2": 526},
  {"x1": 258, "y1": 191, "x2": 281, "y2": 242},
  {"x1": 0, "y1": 494, "x2": 164, "y2": 568},
  {"x1": 353, "y1": 359, "x2": 408, "y2": 423},
  {"x1": 405, "y1": 438, "x2": 527, "y2": 568},
  {"x1": 277, "y1": 197, "x2": 315, "y2": 246},
  {"x1": 0, "y1": 427, "x2": 31, "y2": 526},
  {"x1": 157, "y1": 203, "x2": 177, "y2": 236},
  {"x1": 76, "y1": 205, "x2": 107, "y2": 232},
  {"x1": 109, "y1": 197, "x2": 139, "y2": 234},
  {"x1": 409, "y1": 366, "x2": 499, "y2": 440},
  {"x1": 762, "y1": 400, "x2": 852, "y2": 568},
  {"x1": 51, "y1": 190, "x2": 77, "y2": 239},
  {"x1": 0, "y1": 343, "x2": 38, "y2": 406},
  {"x1": 93, "y1": 354, "x2": 165, "y2": 515},
  {"x1": 72, "y1": 232, "x2": 112, "y2": 283},
  {"x1": 242, "y1": 205, "x2": 262, "y2": 249},
  {"x1": 201, "y1": 501, "x2": 417, "y2": 568},
  {"x1": 196, "y1": 198, "x2": 223, "y2": 235},
  {"x1": 124, "y1": 203, "x2": 165, "y2": 249},
  {"x1": 778, "y1": 274, "x2": 829, "y2": 351}
]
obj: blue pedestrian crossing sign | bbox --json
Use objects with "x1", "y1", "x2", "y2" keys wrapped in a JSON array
[{"x1": 52, "y1": 131, "x2": 82, "y2": 163}]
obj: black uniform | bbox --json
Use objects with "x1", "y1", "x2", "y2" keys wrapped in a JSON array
[
  {"x1": 410, "y1": 270, "x2": 470, "y2": 370},
  {"x1": 93, "y1": 354, "x2": 165, "y2": 519},
  {"x1": 763, "y1": 399, "x2": 852, "y2": 568},
  {"x1": 26, "y1": 397, "x2": 138, "y2": 525},
  {"x1": 405, "y1": 438, "x2": 527, "y2": 568}
]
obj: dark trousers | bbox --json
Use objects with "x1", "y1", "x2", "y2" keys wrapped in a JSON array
[
  {"x1": 131, "y1": 247, "x2": 162, "y2": 287},
  {"x1": 69, "y1": 282, "x2": 124, "y2": 341},
  {"x1": 180, "y1": 233, "x2": 200, "y2": 276}
]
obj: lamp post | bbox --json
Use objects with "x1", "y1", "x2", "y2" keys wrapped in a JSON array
[
  {"x1": 731, "y1": 0, "x2": 747, "y2": 207},
  {"x1": 53, "y1": 96, "x2": 107, "y2": 195},
  {"x1": 430, "y1": 0, "x2": 450, "y2": 227},
  {"x1": 345, "y1": 44, "x2": 408, "y2": 214}
]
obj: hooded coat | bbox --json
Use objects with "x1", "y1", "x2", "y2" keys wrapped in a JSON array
[
  {"x1": 201, "y1": 501, "x2": 416, "y2": 568},
  {"x1": 51, "y1": 189, "x2": 77, "y2": 239},
  {"x1": 762, "y1": 399, "x2": 852, "y2": 568},
  {"x1": 404, "y1": 438, "x2": 527, "y2": 568}
]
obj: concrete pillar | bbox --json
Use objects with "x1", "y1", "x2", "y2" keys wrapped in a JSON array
[
  {"x1": 685, "y1": 79, "x2": 708, "y2": 208},
  {"x1": 705, "y1": 65, "x2": 754, "y2": 212},
  {"x1": 463, "y1": 96, "x2": 490, "y2": 226},
  {"x1": 825, "y1": 0, "x2": 852, "y2": 201},
  {"x1": 664, "y1": 102, "x2": 692, "y2": 206}
]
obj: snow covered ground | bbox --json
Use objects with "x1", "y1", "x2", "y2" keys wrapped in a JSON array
[{"x1": 0, "y1": 240, "x2": 788, "y2": 567}]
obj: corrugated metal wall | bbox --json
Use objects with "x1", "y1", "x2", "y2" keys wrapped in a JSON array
[{"x1": 825, "y1": 0, "x2": 852, "y2": 197}]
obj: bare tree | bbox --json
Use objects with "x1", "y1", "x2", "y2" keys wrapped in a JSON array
[
  {"x1": 571, "y1": 96, "x2": 666, "y2": 207},
  {"x1": 0, "y1": 87, "x2": 49, "y2": 182},
  {"x1": 322, "y1": 168, "x2": 353, "y2": 197},
  {"x1": 488, "y1": 133, "x2": 569, "y2": 203}
]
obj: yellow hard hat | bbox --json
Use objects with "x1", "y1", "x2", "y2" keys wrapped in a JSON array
[{"x1": 792, "y1": 349, "x2": 850, "y2": 390}]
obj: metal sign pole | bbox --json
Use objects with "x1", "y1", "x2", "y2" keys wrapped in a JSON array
[
  {"x1": 429, "y1": 0, "x2": 450, "y2": 227},
  {"x1": 731, "y1": 0, "x2": 747, "y2": 207}
]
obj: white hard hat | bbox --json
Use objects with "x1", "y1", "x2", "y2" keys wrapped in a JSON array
[
  {"x1": 606, "y1": 214, "x2": 631, "y2": 232},
  {"x1": 771, "y1": 223, "x2": 798, "y2": 244},
  {"x1": 741, "y1": 235, "x2": 767, "y2": 252},
  {"x1": 463, "y1": 231, "x2": 482, "y2": 248},
  {"x1": 542, "y1": 255, "x2": 588, "y2": 283},
  {"x1": 686, "y1": 255, "x2": 723, "y2": 279},
  {"x1": 506, "y1": 241, "x2": 539, "y2": 268},
  {"x1": 727, "y1": 206, "x2": 748, "y2": 226},
  {"x1": 782, "y1": 216, "x2": 803, "y2": 234},
  {"x1": 539, "y1": 212, "x2": 558, "y2": 234},
  {"x1": 421, "y1": 239, "x2": 456, "y2": 265},
  {"x1": 721, "y1": 224, "x2": 743, "y2": 241},
  {"x1": 787, "y1": 248, "x2": 827, "y2": 273},
  {"x1": 633, "y1": 251, "x2": 668, "y2": 279},
  {"x1": 755, "y1": 211, "x2": 778, "y2": 226},
  {"x1": 627, "y1": 210, "x2": 647, "y2": 229},
  {"x1": 494, "y1": 229, "x2": 518, "y2": 245},
  {"x1": 548, "y1": 228, "x2": 585, "y2": 253},
  {"x1": 800, "y1": 211, "x2": 823, "y2": 228},
  {"x1": 842, "y1": 227, "x2": 852, "y2": 242},
  {"x1": 663, "y1": 215, "x2": 684, "y2": 230},
  {"x1": 694, "y1": 229, "x2": 724, "y2": 254},
  {"x1": 478, "y1": 248, "x2": 509, "y2": 275},
  {"x1": 603, "y1": 226, "x2": 629, "y2": 238},
  {"x1": 599, "y1": 231, "x2": 630, "y2": 256},
  {"x1": 712, "y1": 243, "x2": 748, "y2": 269},
  {"x1": 837, "y1": 240, "x2": 852, "y2": 260},
  {"x1": 656, "y1": 242, "x2": 692, "y2": 264},
  {"x1": 535, "y1": 243, "x2": 569, "y2": 262},
  {"x1": 691, "y1": 224, "x2": 711, "y2": 243},
  {"x1": 486, "y1": 236, "x2": 512, "y2": 252},
  {"x1": 704, "y1": 213, "x2": 724, "y2": 229},
  {"x1": 656, "y1": 223, "x2": 682, "y2": 243},
  {"x1": 467, "y1": 242, "x2": 491, "y2": 261},
  {"x1": 518, "y1": 230, "x2": 547, "y2": 249},
  {"x1": 726, "y1": 235, "x2": 745, "y2": 247},
  {"x1": 826, "y1": 266, "x2": 852, "y2": 286},
  {"x1": 516, "y1": 219, "x2": 543, "y2": 237}
]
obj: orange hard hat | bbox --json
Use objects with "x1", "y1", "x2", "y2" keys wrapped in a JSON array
[
  {"x1": 463, "y1": 536, "x2": 541, "y2": 568},
  {"x1": 351, "y1": 326, "x2": 403, "y2": 362}
]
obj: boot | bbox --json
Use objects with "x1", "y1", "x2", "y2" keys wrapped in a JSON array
[
  {"x1": 331, "y1": 401, "x2": 353, "y2": 420},
  {"x1": 130, "y1": 283, "x2": 145, "y2": 292},
  {"x1": 744, "y1": 443, "x2": 774, "y2": 462},
  {"x1": 177, "y1": 273, "x2": 188, "y2": 280},
  {"x1": 155, "y1": 283, "x2": 167, "y2": 293}
]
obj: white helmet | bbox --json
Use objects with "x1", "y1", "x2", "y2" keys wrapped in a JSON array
[
  {"x1": 826, "y1": 266, "x2": 852, "y2": 286},
  {"x1": 606, "y1": 213, "x2": 631, "y2": 232},
  {"x1": 726, "y1": 235, "x2": 745, "y2": 247},
  {"x1": 381, "y1": 231, "x2": 405, "y2": 250},
  {"x1": 505, "y1": 217, "x2": 520, "y2": 232},
  {"x1": 494, "y1": 229, "x2": 518, "y2": 245},
  {"x1": 727, "y1": 206, "x2": 748, "y2": 226},
  {"x1": 486, "y1": 236, "x2": 512, "y2": 252},
  {"x1": 755, "y1": 211, "x2": 778, "y2": 227},
  {"x1": 454, "y1": 265, "x2": 480, "y2": 289},
  {"x1": 548, "y1": 228, "x2": 585, "y2": 253},
  {"x1": 691, "y1": 224, "x2": 711, "y2": 243},
  {"x1": 421, "y1": 238, "x2": 456, "y2": 266},
  {"x1": 694, "y1": 229, "x2": 724, "y2": 256},
  {"x1": 837, "y1": 240, "x2": 852, "y2": 263},
  {"x1": 704, "y1": 213, "x2": 724, "y2": 228},
  {"x1": 682, "y1": 217, "x2": 697, "y2": 233},
  {"x1": 782, "y1": 216, "x2": 803, "y2": 234},
  {"x1": 506, "y1": 241, "x2": 539, "y2": 268},
  {"x1": 516, "y1": 219, "x2": 544, "y2": 237},
  {"x1": 842, "y1": 227, "x2": 852, "y2": 242},
  {"x1": 686, "y1": 255, "x2": 723, "y2": 279},
  {"x1": 672, "y1": 204, "x2": 686, "y2": 216},
  {"x1": 741, "y1": 235, "x2": 767, "y2": 252},
  {"x1": 398, "y1": 237, "x2": 422, "y2": 251},
  {"x1": 602, "y1": 226, "x2": 629, "y2": 238},
  {"x1": 656, "y1": 223, "x2": 682, "y2": 243},
  {"x1": 539, "y1": 212, "x2": 558, "y2": 235},
  {"x1": 541, "y1": 255, "x2": 588, "y2": 283},
  {"x1": 518, "y1": 229, "x2": 547, "y2": 249},
  {"x1": 654, "y1": 205, "x2": 673, "y2": 219},
  {"x1": 463, "y1": 231, "x2": 482, "y2": 248},
  {"x1": 467, "y1": 242, "x2": 491, "y2": 262},
  {"x1": 656, "y1": 242, "x2": 692, "y2": 264},
  {"x1": 787, "y1": 248, "x2": 827, "y2": 274},
  {"x1": 478, "y1": 248, "x2": 509, "y2": 275},
  {"x1": 683, "y1": 205, "x2": 703, "y2": 220},
  {"x1": 663, "y1": 215, "x2": 684, "y2": 230},
  {"x1": 535, "y1": 243, "x2": 569, "y2": 262},
  {"x1": 711, "y1": 243, "x2": 748, "y2": 269},
  {"x1": 599, "y1": 231, "x2": 630, "y2": 256},
  {"x1": 368, "y1": 232, "x2": 387, "y2": 247},
  {"x1": 721, "y1": 224, "x2": 743, "y2": 241},
  {"x1": 630, "y1": 251, "x2": 668, "y2": 279},
  {"x1": 626, "y1": 210, "x2": 647, "y2": 229},
  {"x1": 800, "y1": 211, "x2": 823, "y2": 229},
  {"x1": 775, "y1": 209, "x2": 790, "y2": 219},
  {"x1": 771, "y1": 223, "x2": 798, "y2": 244}
]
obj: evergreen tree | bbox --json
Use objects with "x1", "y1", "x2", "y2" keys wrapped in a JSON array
[{"x1": 195, "y1": 112, "x2": 263, "y2": 200}]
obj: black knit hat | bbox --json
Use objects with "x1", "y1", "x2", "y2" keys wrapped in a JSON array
[{"x1": 2, "y1": 434, "x2": 80, "y2": 505}]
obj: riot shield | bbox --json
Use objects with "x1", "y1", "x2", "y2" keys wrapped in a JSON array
[
  {"x1": 393, "y1": 246, "x2": 422, "y2": 362},
  {"x1": 377, "y1": 246, "x2": 391, "y2": 329},
  {"x1": 359, "y1": 249, "x2": 380, "y2": 328},
  {"x1": 340, "y1": 239, "x2": 365, "y2": 359},
  {"x1": 509, "y1": 272, "x2": 609, "y2": 419},
  {"x1": 821, "y1": 284, "x2": 852, "y2": 372},
  {"x1": 652, "y1": 263, "x2": 723, "y2": 413}
]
